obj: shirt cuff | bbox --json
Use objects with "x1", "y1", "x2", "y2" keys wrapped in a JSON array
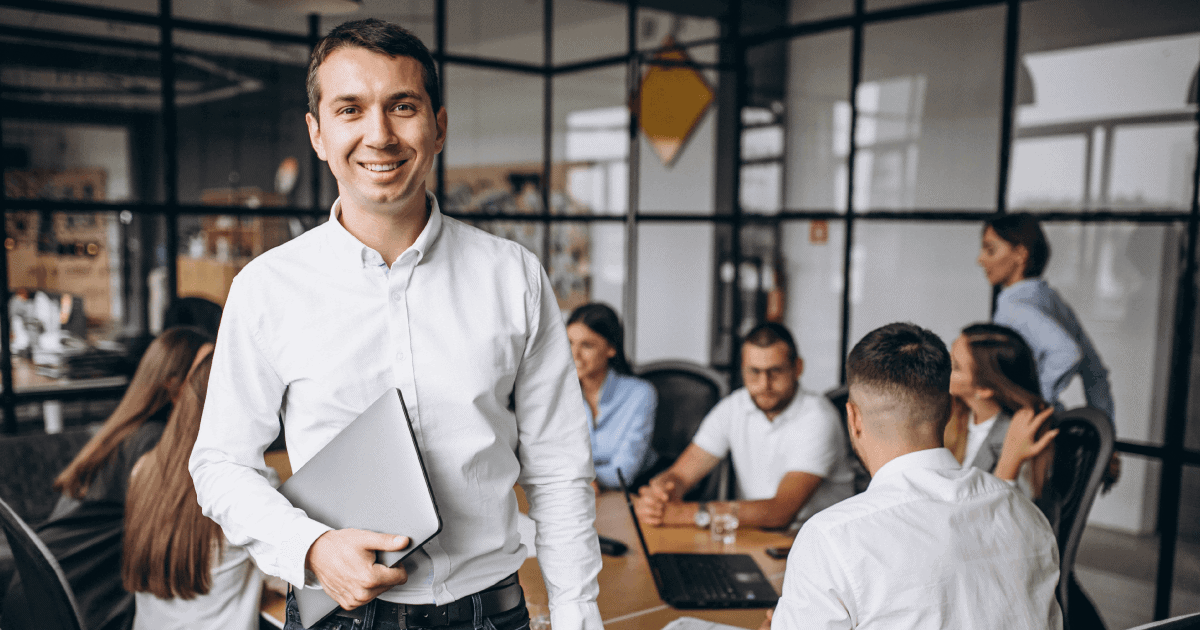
[
  {"x1": 283, "y1": 518, "x2": 335, "y2": 589},
  {"x1": 549, "y1": 601, "x2": 603, "y2": 630}
]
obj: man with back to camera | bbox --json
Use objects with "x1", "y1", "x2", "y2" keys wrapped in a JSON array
[
  {"x1": 633, "y1": 323, "x2": 855, "y2": 531},
  {"x1": 188, "y1": 19, "x2": 602, "y2": 630},
  {"x1": 770, "y1": 322, "x2": 1061, "y2": 629}
]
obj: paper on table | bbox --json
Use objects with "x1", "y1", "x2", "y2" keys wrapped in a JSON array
[{"x1": 661, "y1": 616, "x2": 755, "y2": 630}]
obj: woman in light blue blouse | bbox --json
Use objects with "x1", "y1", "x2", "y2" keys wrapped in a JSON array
[{"x1": 566, "y1": 303, "x2": 657, "y2": 491}]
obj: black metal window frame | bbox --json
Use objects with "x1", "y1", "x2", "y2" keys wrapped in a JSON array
[{"x1": 1, "y1": 0, "x2": 1198, "y2": 619}]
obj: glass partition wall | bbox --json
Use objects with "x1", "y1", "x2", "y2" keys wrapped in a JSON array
[{"x1": 1, "y1": 0, "x2": 1197, "y2": 622}]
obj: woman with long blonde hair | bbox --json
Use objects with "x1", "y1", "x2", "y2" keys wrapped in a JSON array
[
  {"x1": 124, "y1": 348, "x2": 263, "y2": 630},
  {"x1": 1, "y1": 326, "x2": 213, "y2": 630}
]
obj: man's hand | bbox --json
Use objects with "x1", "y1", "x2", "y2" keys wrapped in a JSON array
[
  {"x1": 305, "y1": 529, "x2": 411, "y2": 610},
  {"x1": 994, "y1": 406, "x2": 1058, "y2": 481},
  {"x1": 633, "y1": 478, "x2": 675, "y2": 526}
]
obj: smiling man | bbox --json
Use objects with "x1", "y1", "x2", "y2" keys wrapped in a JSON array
[
  {"x1": 633, "y1": 323, "x2": 854, "y2": 531},
  {"x1": 189, "y1": 19, "x2": 602, "y2": 630}
]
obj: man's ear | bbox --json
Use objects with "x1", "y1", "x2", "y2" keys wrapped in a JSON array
[
  {"x1": 794, "y1": 356, "x2": 804, "y2": 378},
  {"x1": 306, "y1": 112, "x2": 327, "y2": 161},
  {"x1": 434, "y1": 106, "x2": 448, "y2": 154},
  {"x1": 846, "y1": 399, "x2": 863, "y2": 439}
]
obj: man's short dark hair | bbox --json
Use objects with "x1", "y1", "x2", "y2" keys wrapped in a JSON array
[
  {"x1": 743, "y1": 322, "x2": 798, "y2": 362},
  {"x1": 984, "y1": 213, "x2": 1050, "y2": 278},
  {"x1": 307, "y1": 19, "x2": 442, "y2": 120},
  {"x1": 846, "y1": 322, "x2": 951, "y2": 428}
]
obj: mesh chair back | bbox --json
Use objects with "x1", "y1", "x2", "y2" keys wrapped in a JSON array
[
  {"x1": 0, "y1": 494, "x2": 85, "y2": 630},
  {"x1": 0, "y1": 429, "x2": 92, "y2": 526},
  {"x1": 1036, "y1": 407, "x2": 1114, "y2": 624},
  {"x1": 634, "y1": 361, "x2": 730, "y2": 499}
]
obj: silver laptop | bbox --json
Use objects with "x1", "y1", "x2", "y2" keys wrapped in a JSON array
[{"x1": 278, "y1": 388, "x2": 442, "y2": 627}]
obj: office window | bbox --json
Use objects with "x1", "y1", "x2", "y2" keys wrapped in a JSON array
[
  {"x1": 552, "y1": 66, "x2": 628, "y2": 216},
  {"x1": 858, "y1": 6, "x2": 1005, "y2": 210},
  {"x1": 779, "y1": 220, "x2": 846, "y2": 394},
  {"x1": 173, "y1": 31, "x2": 314, "y2": 209},
  {"x1": 175, "y1": 0, "x2": 309, "y2": 35},
  {"x1": 1011, "y1": 31, "x2": 1199, "y2": 211},
  {"x1": 636, "y1": 222, "x2": 714, "y2": 365},
  {"x1": 552, "y1": 0, "x2": 627, "y2": 66},
  {"x1": 442, "y1": 65, "x2": 545, "y2": 217},
  {"x1": 547, "y1": 221, "x2": 625, "y2": 316},
  {"x1": 847, "y1": 221, "x2": 991, "y2": 346},
  {"x1": 778, "y1": 30, "x2": 852, "y2": 211},
  {"x1": 446, "y1": 0, "x2": 543, "y2": 65}
]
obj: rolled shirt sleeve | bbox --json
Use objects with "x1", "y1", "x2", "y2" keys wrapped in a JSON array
[{"x1": 514, "y1": 263, "x2": 603, "y2": 630}]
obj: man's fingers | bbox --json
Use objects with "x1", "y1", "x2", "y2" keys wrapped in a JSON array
[
  {"x1": 357, "y1": 531, "x2": 410, "y2": 552},
  {"x1": 1032, "y1": 406, "x2": 1055, "y2": 426},
  {"x1": 368, "y1": 563, "x2": 409, "y2": 588}
]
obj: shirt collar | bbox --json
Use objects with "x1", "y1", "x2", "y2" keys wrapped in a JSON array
[
  {"x1": 868, "y1": 447, "x2": 961, "y2": 489},
  {"x1": 325, "y1": 192, "x2": 444, "y2": 272},
  {"x1": 598, "y1": 369, "x2": 618, "y2": 407},
  {"x1": 1000, "y1": 277, "x2": 1043, "y2": 296}
]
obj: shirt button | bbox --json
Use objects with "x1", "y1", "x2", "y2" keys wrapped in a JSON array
[
  {"x1": 396, "y1": 350, "x2": 405, "y2": 360},
  {"x1": 391, "y1": 291, "x2": 402, "y2": 302}
]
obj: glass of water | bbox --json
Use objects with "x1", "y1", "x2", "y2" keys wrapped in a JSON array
[{"x1": 710, "y1": 503, "x2": 739, "y2": 545}]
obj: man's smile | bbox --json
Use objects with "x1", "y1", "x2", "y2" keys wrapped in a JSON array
[{"x1": 360, "y1": 161, "x2": 405, "y2": 172}]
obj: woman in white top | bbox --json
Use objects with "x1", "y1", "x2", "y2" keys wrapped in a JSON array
[
  {"x1": 122, "y1": 347, "x2": 263, "y2": 630},
  {"x1": 945, "y1": 322, "x2": 1057, "y2": 498}
]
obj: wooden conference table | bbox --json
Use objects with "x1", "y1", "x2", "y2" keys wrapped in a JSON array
[{"x1": 261, "y1": 455, "x2": 791, "y2": 630}]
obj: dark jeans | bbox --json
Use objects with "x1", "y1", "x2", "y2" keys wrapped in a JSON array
[{"x1": 283, "y1": 589, "x2": 530, "y2": 630}]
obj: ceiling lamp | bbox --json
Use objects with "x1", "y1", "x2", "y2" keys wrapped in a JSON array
[{"x1": 247, "y1": 0, "x2": 361, "y2": 15}]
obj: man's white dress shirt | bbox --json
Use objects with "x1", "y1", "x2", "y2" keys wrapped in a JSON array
[
  {"x1": 691, "y1": 387, "x2": 854, "y2": 527},
  {"x1": 189, "y1": 196, "x2": 602, "y2": 630},
  {"x1": 774, "y1": 448, "x2": 1062, "y2": 630}
]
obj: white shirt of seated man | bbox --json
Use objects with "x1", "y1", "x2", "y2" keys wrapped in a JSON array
[{"x1": 769, "y1": 323, "x2": 1062, "y2": 630}]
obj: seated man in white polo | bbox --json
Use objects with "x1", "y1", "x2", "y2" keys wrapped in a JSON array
[{"x1": 633, "y1": 323, "x2": 854, "y2": 531}]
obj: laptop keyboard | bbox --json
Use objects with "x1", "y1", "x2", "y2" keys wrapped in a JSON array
[{"x1": 670, "y1": 556, "x2": 741, "y2": 601}]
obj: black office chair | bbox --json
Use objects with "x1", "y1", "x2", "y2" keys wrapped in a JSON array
[
  {"x1": 633, "y1": 360, "x2": 732, "y2": 501},
  {"x1": 0, "y1": 428, "x2": 93, "y2": 526},
  {"x1": 1037, "y1": 406, "x2": 1115, "y2": 630},
  {"x1": 1126, "y1": 612, "x2": 1200, "y2": 630},
  {"x1": 0, "y1": 494, "x2": 85, "y2": 630},
  {"x1": 822, "y1": 385, "x2": 871, "y2": 495}
]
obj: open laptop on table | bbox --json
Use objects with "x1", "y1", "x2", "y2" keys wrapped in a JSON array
[{"x1": 617, "y1": 471, "x2": 777, "y2": 609}]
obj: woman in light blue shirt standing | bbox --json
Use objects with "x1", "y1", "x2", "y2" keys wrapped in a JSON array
[
  {"x1": 566, "y1": 303, "x2": 657, "y2": 491},
  {"x1": 977, "y1": 213, "x2": 1115, "y2": 425}
]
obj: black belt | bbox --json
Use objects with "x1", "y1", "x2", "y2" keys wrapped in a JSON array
[{"x1": 332, "y1": 574, "x2": 524, "y2": 629}]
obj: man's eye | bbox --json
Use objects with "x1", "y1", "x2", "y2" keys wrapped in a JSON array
[
  {"x1": 339, "y1": 107, "x2": 358, "y2": 115},
  {"x1": 394, "y1": 104, "x2": 413, "y2": 112}
]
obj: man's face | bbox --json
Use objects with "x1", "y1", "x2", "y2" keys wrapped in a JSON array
[
  {"x1": 741, "y1": 341, "x2": 801, "y2": 417},
  {"x1": 306, "y1": 47, "x2": 446, "y2": 219}
]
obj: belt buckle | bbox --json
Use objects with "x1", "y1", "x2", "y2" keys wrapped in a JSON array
[{"x1": 405, "y1": 605, "x2": 449, "y2": 628}]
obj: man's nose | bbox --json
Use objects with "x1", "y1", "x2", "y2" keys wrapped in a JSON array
[{"x1": 364, "y1": 109, "x2": 398, "y2": 149}]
